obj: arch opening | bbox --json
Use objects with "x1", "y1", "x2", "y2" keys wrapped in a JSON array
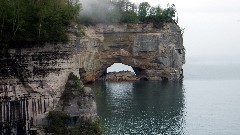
[
  {"x1": 100, "y1": 63, "x2": 138, "y2": 81},
  {"x1": 107, "y1": 63, "x2": 134, "y2": 73}
]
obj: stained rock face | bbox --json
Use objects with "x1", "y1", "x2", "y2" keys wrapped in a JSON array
[
  {"x1": 78, "y1": 23, "x2": 185, "y2": 83},
  {"x1": 0, "y1": 44, "x2": 81, "y2": 134},
  {"x1": 55, "y1": 73, "x2": 97, "y2": 122},
  {"x1": 0, "y1": 22, "x2": 185, "y2": 133}
]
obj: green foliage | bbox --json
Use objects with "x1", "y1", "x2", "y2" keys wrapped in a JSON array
[
  {"x1": 0, "y1": 0, "x2": 177, "y2": 51},
  {"x1": 138, "y1": 2, "x2": 151, "y2": 22},
  {"x1": 68, "y1": 73, "x2": 83, "y2": 91},
  {"x1": 0, "y1": 0, "x2": 80, "y2": 49},
  {"x1": 80, "y1": 0, "x2": 177, "y2": 26},
  {"x1": 61, "y1": 73, "x2": 84, "y2": 108},
  {"x1": 120, "y1": 11, "x2": 138, "y2": 24},
  {"x1": 69, "y1": 117, "x2": 106, "y2": 135},
  {"x1": 137, "y1": 2, "x2": 177, "y2": 26},
  {"x1": 45, "y1": 111, "x2": 70, "y2": 134},
  {"x1": 150, "y1": 4, "x2": 177, "y2": 27},
  {"x1": 163, "y1": 5, "x2": 177, "y2": 22},
  {"x1": 45, "y1": 111, "x2": 105, "y2": 135},
  {"x1": 148, "y1": 7, "x2": 156, "y2": 20},
  {"x1": 151, "y1": 6, "x2": 164, "y2": 27}
]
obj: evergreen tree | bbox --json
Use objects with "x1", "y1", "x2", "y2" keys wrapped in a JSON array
[
  {"x1": 138, "y1": 2, "x2": 151, "y2": 22},
  {"x1": 0, "y1": 0, "x2": 80, "y2": 50}
]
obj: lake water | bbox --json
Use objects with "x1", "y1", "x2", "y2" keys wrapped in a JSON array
[{"x1": 92, "y1": 63, "x2": 240, "y2": 135}]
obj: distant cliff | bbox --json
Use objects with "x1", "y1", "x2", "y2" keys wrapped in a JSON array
[
  {"x1": 105, "y1": 71, "x2": 138, "y2": 81},
  {"x1": 0, "y1": 22, "x2": 185, "y2": 134}
]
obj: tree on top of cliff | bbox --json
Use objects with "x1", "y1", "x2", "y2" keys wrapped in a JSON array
[
  {"x1": 138, "y1": 2, "x2": 151, "y2": 22},
  {"x1": 0, "y1": 0, "x2": 177, "y2": 52},
  {"x1": 120, "y1": 11, "x2": 138, "y2": 24},
  {"x1": 0, "y1": 0, "x2": 80, "y2": 51},
  {"x1": 77, "y1": 0, "x2": 177, "y2": 25}
]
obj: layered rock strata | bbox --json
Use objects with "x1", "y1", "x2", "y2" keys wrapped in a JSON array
[
  {"x1": 0, "y1": 22, "x2": 185, "y2": 134},
  {"x1": 0, "y1": 43, "x2": 81, "y2": 134},
  {"x1": 78, "y1": 23, "x2": 185, "y2": 83},
  {"x1": 55, "y1": 73, "x2": 97, "y2": 121}
]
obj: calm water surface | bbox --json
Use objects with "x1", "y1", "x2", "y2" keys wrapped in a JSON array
[{"x1": 92, "y1": 79, "x2": 240, "y2": 135}]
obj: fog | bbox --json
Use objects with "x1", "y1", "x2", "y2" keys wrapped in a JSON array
[
  {"x1": 79, "y1": 0, "x2": 109, "y2": 15},
  {"x1": 79, "y1": 0, "x2": 120, "y2": 23},
  {"x1": 79, "y1": 0, "x2": 240, "y2": 72},
  {"x1": 79, "y1": 0, "x2": 240, "y2": 63},
  {"x1": 129, "y1": 0, "x2": 240, "y2": 64},
  {"x1": 129, "y1": 0, "x2": 240, "y2": 79}
]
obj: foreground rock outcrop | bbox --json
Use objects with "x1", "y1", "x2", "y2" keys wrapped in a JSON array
[
  {"x1": 0, "y1": 22, "x2": 185, "y2": 134},
  {"x1": 55, "y1": 73, "x2": 97, "y2": 121}
]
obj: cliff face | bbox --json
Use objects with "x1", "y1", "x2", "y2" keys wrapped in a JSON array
[
  {"x1": 55, "y1": 73, "x2": 97, "y2": 121},
  {"x1": 0, "y1": 44, "x2": 81, "y2": 133},
  {"x1": 78, "y1": 23, "x2": 185, "y2": 82},
  {"x1": 0, "y1": 22, "x2": 185, "y2": 134}
]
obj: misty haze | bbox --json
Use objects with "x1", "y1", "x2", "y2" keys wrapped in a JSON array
[{"x1": 0, "y1": 0, "x2": 240, "y2": 134}]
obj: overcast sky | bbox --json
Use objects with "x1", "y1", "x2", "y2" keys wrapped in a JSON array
[
  {"x1": 129, "y1": 0, "x2": 240, "y2": 63},
  {"x1": 108, "y1": 0, "x2": 240, "y2": 72}
]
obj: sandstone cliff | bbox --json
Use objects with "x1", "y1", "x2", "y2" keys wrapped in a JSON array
[
  {"x1": 55, "y1": 73, "x2": 97, "y2": 121},
  {"x1": 0, "y1": 22, "x2": 185, "y2": 134},
  {"x1": 78, "y1": 23, "x2": 185, "y2": 83}
]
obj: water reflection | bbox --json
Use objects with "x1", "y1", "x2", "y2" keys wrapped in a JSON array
[{"x1": 93, "y1": 81, "x2": 186, "y2": 135}]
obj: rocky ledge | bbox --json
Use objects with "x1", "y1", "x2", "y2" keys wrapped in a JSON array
[{"x1": 105, "y1": 71, "x2": 138, "y2": 81}]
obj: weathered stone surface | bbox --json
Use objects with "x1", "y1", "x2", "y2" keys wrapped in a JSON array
[
  {"x1": 0, "y1": 43, "x2": 81, "y2": 133},
  {"x1": 55, "y1": 73, "x2": 97, "y2": 122},
  {"x1": 105, "y1": 71, "x2": 138, "y2": 81},
  {"x1": 78, "y1": 23, "x2": 185, "y2": 82},
  {"x1": 0, "y1": 22, "x2": 185, "y2": 134}
]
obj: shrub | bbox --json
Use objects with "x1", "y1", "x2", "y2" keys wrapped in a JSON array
[
  {"x1": 45, "y1": 111, "x2": 70, "y2": 134},
  {"x1": 120, "y1": 11, "x2": 138, "y2": 24},
  {"x1": 69, "y1": 117, "x2": 106, "y2": 135},
  {"x1": 61, "y1": 73, "x2": 84, "y2": 108},
  {"x1": 45, "y1": 111, "x2": 105, "y2": 135},
  {"x1": 0, "y1": 0, "x2": 80, "y2": 49}
]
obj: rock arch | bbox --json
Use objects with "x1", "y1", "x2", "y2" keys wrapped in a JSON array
[
  {"x1": 107, "y1": 63, "x2": 134, "y2": 73},
  {"x1": 0, "y1": 23, "x2": 185, "y2": 132},
  {"x1": 78, "y1": 23, "x2": 185, "y2": 83}
]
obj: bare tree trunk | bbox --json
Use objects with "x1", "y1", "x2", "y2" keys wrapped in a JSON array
[
  {"x1": 38, "y1": 23, "x2": 41, "y2": 40},
  {"x1": 1, "y1": 17, "x2": 4, "y2": 35},
  {"x1": 13, "y1": 0, "x2": 20, "y2": 36},
  {"x1": 12, "y1": 1, "x2": 16, "y2": 35}
]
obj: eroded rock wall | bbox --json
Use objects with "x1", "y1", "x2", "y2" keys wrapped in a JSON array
[
  {"x1": 0, "y1": 22, "x2": 185, "y2": 134},
  {"x1": 0, "y1": 43, "x2": 81, "y2": 133},
  {"x1": 55, "y1": 73, "x2": 97, "y2": 122},
  {"x1": 78, "y1": 23, "x2": 185, "y2": 82}
]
